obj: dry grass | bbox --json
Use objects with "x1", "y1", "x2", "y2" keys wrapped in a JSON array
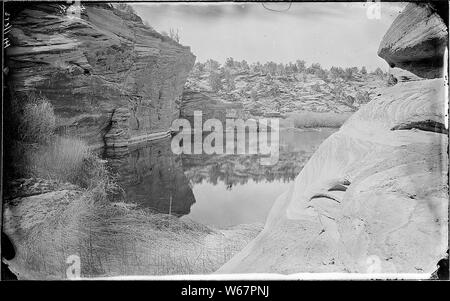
[
  {"x1": 286, "y1": 111, "x2": 352, "y2": 128},
  {"x1": 4, "y1": 92, "x2": 260, "y2": 279},
  {"x1": 5, "y1": 193, "x2": 261, "y2": 278},
  {"x1": 14, "y1": 93, "x2": 56, "y2": 143},
  {"x1": 26, "y1": 136, "x2": 111, "y2": 189}
]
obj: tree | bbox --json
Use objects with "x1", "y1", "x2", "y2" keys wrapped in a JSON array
[
  {"x1": 251, "y1": 62, "x2": 262, "y2": 73},
  {"x1": 161, "y1": 28, "x2": 180, "y2": 43},
  {"x1": 277, "y1": 63, "x2": 286, "y2": 76},
  {"x1": 330, "y1": 66, "x2": 345, "y2": 79},
  {"x1": 290, "y1": 63, "x2": 298, "y2": 74},
  {"x1": 296, "y1": 60, "x2": 306, "y2": 73},
  {"x1": 241, "y1": 60, "x2": 249, "y2": 71},
  {"x1": 373, "y1": 67, "x2": 384, "y2": 76},
  {"x1": 361, "y1": 66, "x2": 367, "y2": 75},
  {"x1": 264, "y1": 61, "x2": 277, "y2": 75},
  {"x1": 344, "y1": 67, "x2": 354, "y2": 80},
  {"x1": 206, "y1": 59, "x2": 220, "y2": 72},
  {"x1": 169, "y1": 28, "x2": 180, "y2": 43},
  {"x1": 225, "y1": 57, "x2": 235, "y2": 68}
]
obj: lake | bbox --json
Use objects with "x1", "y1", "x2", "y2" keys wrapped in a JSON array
[{"x1": 105, "y1": 127, "x2": 336, "y2": 228}]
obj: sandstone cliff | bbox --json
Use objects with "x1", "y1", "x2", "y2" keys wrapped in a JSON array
[
  {"x1": 6, "y1": 3, "x2": 195, "y2": 150},
  {"x1": 218, "y1": 3, "x2": 448, "y2": 275}
]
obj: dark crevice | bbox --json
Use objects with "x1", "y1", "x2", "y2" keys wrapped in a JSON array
[
  {"x1": 100, "y1": 108, "x2": 116, "y2": 157},
  {"x1": 391, "y1": 120, "x2": 448, "y2": 135},
  {"x1": 328, "y1": 183, "x2": 348, "y2": 192},
  {"x1": 310, "y1": 193, "x2": 341, "y2": 203}
]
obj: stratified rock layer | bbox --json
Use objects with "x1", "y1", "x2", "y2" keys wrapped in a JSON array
[
  {"x1": 6, "y1": 3, "x2": 195, "y2": 149},
  {"x1": 218, "y1": 78, "x2": 448, "y2": 275},
  {"x1": 378, "y1": 3, "x2": 448, "y2": 79}
]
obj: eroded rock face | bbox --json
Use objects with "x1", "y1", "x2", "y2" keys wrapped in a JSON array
[
  {"x1": 218, "y1": 3, "x2": 448, "y2": 274},
  {"x1": 6, "y1": 3, "x2": 195, "y2": 149},
  {"x1": 378, "y1": 3, "x2": 448, "y2": 79},
  {"x1": 218, "y1": 79, "x2": 448, "y2": 275}
]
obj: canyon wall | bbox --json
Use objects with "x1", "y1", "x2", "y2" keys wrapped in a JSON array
[
  {"x1": 219, "y1": 2, "x2": 448, "y2": 275},
  {"x1": 6, "y1": 3, "x2": 195, "y2": 150}
]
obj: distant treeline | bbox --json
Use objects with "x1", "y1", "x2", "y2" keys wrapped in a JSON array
[{"x1": 193, "y1": 58, "x2": 386, "y2": 80}]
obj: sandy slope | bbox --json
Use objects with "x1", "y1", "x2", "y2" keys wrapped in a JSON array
[{"x1": 217, "y1": 79, "x2": 448, "y2": 274}]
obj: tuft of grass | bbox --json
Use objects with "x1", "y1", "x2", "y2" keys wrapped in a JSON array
[
  {"x1": 15, "y1": 93, "x2": 56, "y2": 144},
  {"x1": 26, "y1": 136, "x2": 118, "y2": 193},
  {"x1": 286, "y1": 111, "x2": 352, "y2": 128}
]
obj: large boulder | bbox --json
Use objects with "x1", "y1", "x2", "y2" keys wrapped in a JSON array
[
  {"x1": 218, "y1": 78, "x2": 448, "y2": 275},
  {"x1": 218, "y1": 2, "x2": 448, "y2": 274},
  {"x1": 378, "y1": 2, "x2": 448, "y2": 79}
]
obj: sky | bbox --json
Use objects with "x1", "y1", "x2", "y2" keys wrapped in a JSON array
[{"x1": 132, "y1": 2, "x2": 407, "y2": 71}]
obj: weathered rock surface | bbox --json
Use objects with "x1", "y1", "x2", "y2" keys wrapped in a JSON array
[
  {"x1": 6, "y1": 3, "x2": 195, "y2": 149},
  {"x1": 378, "y1": 3, "x2": 448, "y2": 79},
  {"x1": 218, "y1": 78, "x2": 448, "y2": 275},
  {"x1": 219, "y1": 4, "x2": 448, "y2": 275}
]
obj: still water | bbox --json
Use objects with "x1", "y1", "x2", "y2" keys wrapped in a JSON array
[{"x1": 105, "y1": 128, "x2": 336, "y2": 227}]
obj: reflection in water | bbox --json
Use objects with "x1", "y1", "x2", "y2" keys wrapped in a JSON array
[
  {"x1": 106, "y1": 138, "x2": 196, "y2": 216},
  {"x1": 105, "y1": 128, "x2": 336, "y2": 226}
]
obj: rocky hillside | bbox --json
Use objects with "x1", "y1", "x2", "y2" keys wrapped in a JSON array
[
  {"x1": 184, "y1": 62, "x2": 387, "y2": 119},
  {"x1": 6, "y1": 3, "x2": 195, "y2": 150},
  {"x1": 218, "y1": 2, "x2": 448, "y2": 275}
]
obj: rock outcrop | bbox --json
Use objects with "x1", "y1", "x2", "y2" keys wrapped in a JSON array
[
  {"x1": 218, "y1": 3, "x2": 448, "y2": 275},
  {"x1": 186, "y1": 67, "x2": 386, "y2": 117},
  {"x1": 378, "y1": 2, "x2": 448, "y2": 79},
  {"x1": 219, "y1": 79, "x2": 448, "y2": 274},
  {"x1": 180, "y1": 89, "x2": 244, "y2": 124},
  {"x1": 6, "y1": 3, "x2": 195, "y2": 150}
]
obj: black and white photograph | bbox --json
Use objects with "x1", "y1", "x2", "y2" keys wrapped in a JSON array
[{"x1": 1, "y1": 0, "x2": 449, "y2": 285}]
